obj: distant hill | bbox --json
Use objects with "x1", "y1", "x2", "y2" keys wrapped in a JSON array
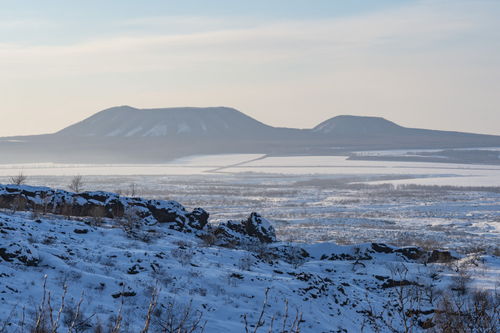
[
  {"x1": 1, "y1": 106, "x2": 499, "y2": 163},
  {"x1": 313, "y1": 115, "x2": 407, "y2": 136},
  {"x1": 56, "y1": 106, "x2": 279, "y2": 139}
]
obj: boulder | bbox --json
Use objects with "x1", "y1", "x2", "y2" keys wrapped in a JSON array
[{"x1": 212, "y1": 212, "x2": 277, "y2": 246}]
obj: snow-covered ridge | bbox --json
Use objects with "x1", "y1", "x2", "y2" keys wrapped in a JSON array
[{"x1": 0, "y1": 184, "x2": 277, "y2": 243}]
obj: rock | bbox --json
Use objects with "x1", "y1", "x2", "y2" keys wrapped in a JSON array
[
  {"x1": 395, "y1": 247, "x2": 426, "y2": 260},
  {"x1": 0, "y1": 242, "x2": 39, "y2": 267},
  {"x1": 371, "y1": 243, "x2": 394, "y2": 254},
  {"x1": 381, "y1": 279, "x2": 421, "y2": 289},
  {"x1": 187, "y1": 208, "x2": 209, "y2": 230},
  {"x1": 212, "y1": 212, "x2": 277, "y2": 246},
  {"x1": 0, "y1": 184, "x2": 209, "y2": 231},
  {"x1": 243, "y1": 213, "x2": 277, "y2": 243},
  {"x1": 427, "y1": 249, "x2": 455, "y2": 263}
]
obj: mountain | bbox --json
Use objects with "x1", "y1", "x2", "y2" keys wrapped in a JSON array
[
  {"x1": 1, "y1": 106, "x2": 500, "y2": 163},
  {"x1": 312, "y1": 115, "x2": 500, "y2": 151},
  {"x1": 313, "y1": 115, "x2": 407, "y2": 136},
  {"x1": 56, "y1": 106, "x2": 279, "y2": 139}
]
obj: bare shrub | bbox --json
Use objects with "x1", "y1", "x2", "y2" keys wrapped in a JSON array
[
  {"x1": 242, "y1": 288, "x2": 303, "y2": 333},
  {"x1": 69, "y1": 175, "x2": 84, "y2": 193},
  {"x1": 151, "y1": 299, "x2": 206, "y2": 333},
  {"x1": 89, "y1": 206, "x2": 107, "y2": 226},
  {"x1": 198, "y1": 230, "x2": 217, "y2": 247},
  {"x1": 10, "y1": 194, "x2": 26, "y2": 213},
  {"x1": 61, "y1": 202, "x2": 74, "y2": 219},
  {"x1": 450, "y1": 270, "x2": 472, "y2": 295},
  {"x1": 432, "y1": 289, "x2": 500, "y2": 333},
  {"x1": 10, "y1": 171, "x2": 27, "y2": 186},
  {"x1": 116, "y1": 207, "x2": 152, "y2": 242},
  {"x1": 171, "y1": 246, "x2": 194, "y2": 266},
  {"x1": 128, "y1": 183, "x2": 139, "y2": 197}
]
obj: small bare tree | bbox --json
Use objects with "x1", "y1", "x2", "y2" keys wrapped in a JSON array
[
  {"x1": 10, "y1": 171, "x2": 27, "y2": 186},
  {"x1": 69, "y1": 175, "x2": 84, "y2": 193},
  {"x1": 129, "y1": 183, "x2": 138, "y2": 197}
]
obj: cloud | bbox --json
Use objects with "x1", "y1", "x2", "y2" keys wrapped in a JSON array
[
  {"x1": 0, "y1": 0, "x2": 490, "y2": 77},
  {"x1": 0, "y1": 0, "x2": 499, "y2": 136}
]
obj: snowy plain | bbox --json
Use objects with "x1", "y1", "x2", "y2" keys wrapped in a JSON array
[
  {"x1": 1, "y1": 153, "x2": 499, "y2": 252},
  {"x1": 2, "y1": 153, "x2": 500, "y2": 187}
]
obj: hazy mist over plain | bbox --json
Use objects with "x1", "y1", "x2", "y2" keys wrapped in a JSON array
[{"x1": 1, "y1": 0, "x2": 500, "y2": 137}]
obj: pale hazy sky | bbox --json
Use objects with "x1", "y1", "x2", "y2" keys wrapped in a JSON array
[{"x1": 1, "y1": 0, "x2": 499, "y2": 136}]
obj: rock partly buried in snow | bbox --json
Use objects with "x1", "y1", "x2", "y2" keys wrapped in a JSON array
[
  {"x1": 371, "y1": 243, "x2": 457, "y2": 263},
  {"x1": 427, "y1": 249, "x2": 456, "y2": 263},
  {"x1": 213, "y1": 212, "x2": 277, "y2": 246},
  {"x1": 0, "y1": 242, "x2": 39, "y2": 266},
  {"x1": 0, "y1": 184, "x2": 208, "y2": 230},
  {"x1": 186, "y1": 207, "x2": 210, "y2": 230},
  {"x1": 245, "y1": 212, "x2": 277, "y2": 243}
]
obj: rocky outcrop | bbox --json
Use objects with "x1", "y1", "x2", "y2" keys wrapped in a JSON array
[
  {"x1": 371, "y1": 243, "x2": 457, "y2": 263},
  {"x1": 0, "y1": 185, "x2": 281, "y2": 245},
  {"x1": 0, "y1": 184, "x2": 208, "y2": 230},
  {"x1": 212, "y1": 212, "x2": 277, "y2": 246}
]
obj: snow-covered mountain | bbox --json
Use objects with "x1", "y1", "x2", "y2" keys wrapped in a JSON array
[
  {"x1": 1, "y1": 184, "x2": 498, "y2": 332},
  {"x1": 2, "y1": 106, "x2": 500, "y2": 163},
  {"x1": 56, "y1": 106, "x2": 277, "y2": 138}
]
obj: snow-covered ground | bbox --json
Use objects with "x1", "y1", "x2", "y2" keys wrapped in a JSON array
[
  {"x1": 1, "y1": 152, "x2": 499, "y2": 331},
  {"x1": 0, "y1": 209, "x2": 498, "y2": 332}
]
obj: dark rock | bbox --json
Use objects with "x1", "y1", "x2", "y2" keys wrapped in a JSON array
[
  {"x1": 229, "y1": 273, "x2": 244, "y2": 280},
  {"x1": 127, "y1": 264, "x2": 144, "y2": 275},
  {"x1": 0, "y1": 243, "x2": 39, "y2": 267},
  {"x1": 427, "y1": 250, "x2": 455, "y2": 263},
  {"x1": 244, "y1": 213, "x2": 277, "y2": 243},
  {"x1": 212, "y1": 213, "x2": 277, "y2": 246},
  {"x1": 111, "y1": 291, "x2": 136, "y2": 298},
  {"x1": 395, "y1": 247, "x2": 425, "y2": 260},
  {"x1": 187, "y1": 208, "x2": 209, "y2": 230},
  {"x1": 381, "y1": 279, "x2": 422, "y2": 289},
  {"x1": 371, "y1": 243, "x2": 394, "y2": 254},
  {"x1": 374, "y1": 275, "x2": 388, "y2": 281}
]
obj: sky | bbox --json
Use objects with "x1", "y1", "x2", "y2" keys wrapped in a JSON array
[{"x1": 1, "y1": 0, "x2": 499, "y2": 136}]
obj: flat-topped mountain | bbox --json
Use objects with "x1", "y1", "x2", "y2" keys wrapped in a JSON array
[
  {"x1": 1, "y1": 106, "x2": 500, "y2": 163},
  {"x1": 56, "y1": 106, "x2": 277, "y2": 138}
]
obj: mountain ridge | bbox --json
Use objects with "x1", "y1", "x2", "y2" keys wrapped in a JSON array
[{"x1": 1, "y1": 105, "x2": 500, "y2": 163}]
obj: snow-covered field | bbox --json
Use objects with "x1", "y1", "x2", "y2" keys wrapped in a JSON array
[
  {"x1": 2, "y1": 153, "x2": 499, "y2": 186},
  {"x1": 0, "y1": 154, "x2": 264, "y2": 177},
  {"x1": 1, "y1": 154, "x2": 499, "y2": 253}
]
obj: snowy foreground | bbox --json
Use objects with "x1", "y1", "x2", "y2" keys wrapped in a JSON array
[{"x1": 0, "y1": 188, "x2": 499, "y2": 332}]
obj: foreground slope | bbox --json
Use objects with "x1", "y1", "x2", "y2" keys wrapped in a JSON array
[{"x1": 0, "y1": 185, "x2": 498, "y2": 332}]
